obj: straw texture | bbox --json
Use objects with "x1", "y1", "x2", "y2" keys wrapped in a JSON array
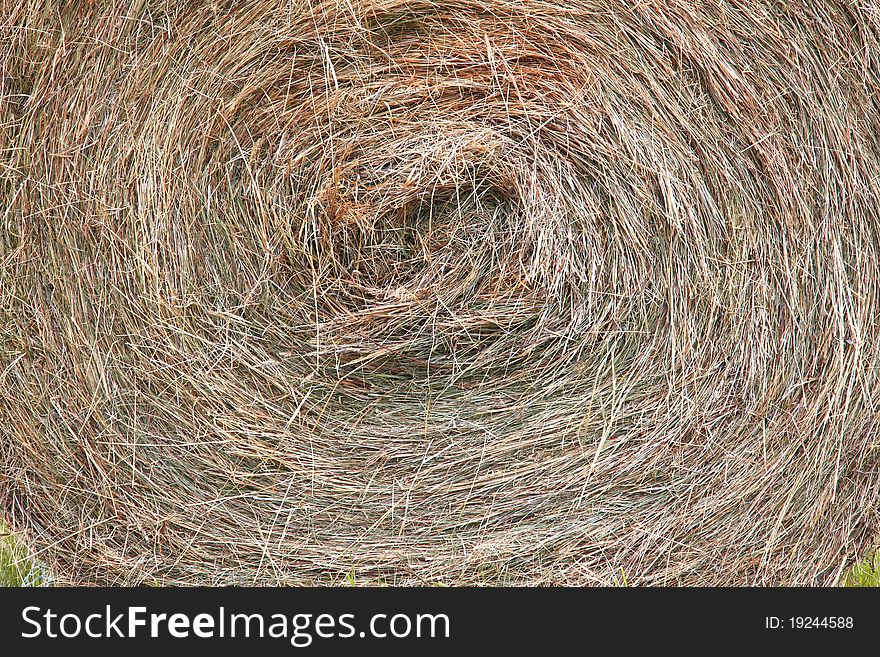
[{"x1": 2, "y1": 0, "x2": 880, "y2": 584}]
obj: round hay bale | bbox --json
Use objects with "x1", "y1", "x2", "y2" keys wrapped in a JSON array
[{"x1": 2, "y1": 0, "x2": 880, "y2": 585}]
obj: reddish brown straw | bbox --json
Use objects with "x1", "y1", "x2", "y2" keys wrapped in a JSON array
[{"x1": 2, "y1": 0, "x2": 879, "y2": 584}]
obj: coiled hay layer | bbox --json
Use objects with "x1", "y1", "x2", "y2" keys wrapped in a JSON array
[{"x1": 2, "y1": 0, "x2": 880, "y2": 585}]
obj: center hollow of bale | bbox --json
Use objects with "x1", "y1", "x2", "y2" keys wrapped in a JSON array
[
  {"x1": 397, "y1": 183, "x2": 510, "y2": 250},
  {"x1": 326, "y1": 180, "x2": 514, "y2": 290}
]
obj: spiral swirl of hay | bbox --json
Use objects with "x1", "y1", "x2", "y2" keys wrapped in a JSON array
[{"x1": 2, "y1": 1, "x2": 880, "y2": 585}]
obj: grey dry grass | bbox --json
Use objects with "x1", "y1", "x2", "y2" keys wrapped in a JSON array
[{"x1": 1, "y1": 0, "x2": 880, "y2": 585}]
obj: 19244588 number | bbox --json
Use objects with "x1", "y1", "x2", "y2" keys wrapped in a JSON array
[{"x1": 766, "y1": 617, "x2": 854, "y2": 629}]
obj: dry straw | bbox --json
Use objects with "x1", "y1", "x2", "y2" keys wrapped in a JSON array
[{"x1": 2, "y1": 0, "x2": 880, "y2": 585}]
